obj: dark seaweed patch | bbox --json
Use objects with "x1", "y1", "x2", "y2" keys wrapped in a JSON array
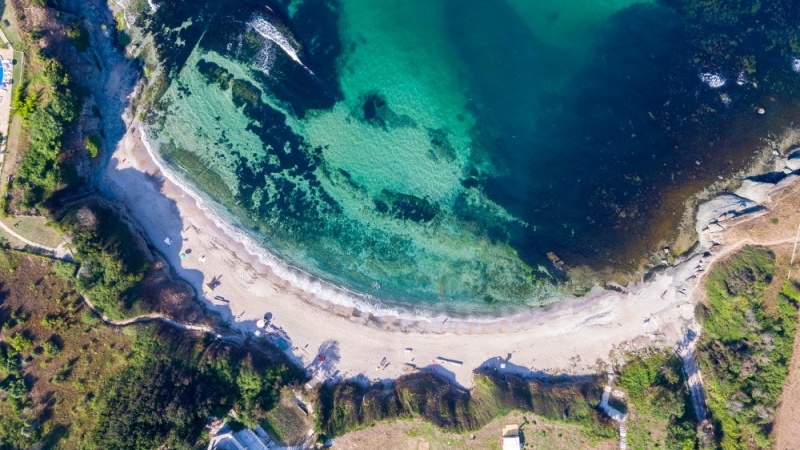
[
  {"x1": 146, "y1": 0, "x2": 220, "y2": 78},
  {"x1": 196, "y1": 59, "x2": 234, "y2": 90},
  {"x1": 231, "y1": 79, "x2": 262, "y2": 110},
  {"x1": 375, "y1": 190, "x2": 440, "y2": 223},
  {"x1": 357, "y1": 92, "x2": 416, "y2": 129},
  {"x1": 427, "y1": 128, "x2": 456, "y2": 162}
]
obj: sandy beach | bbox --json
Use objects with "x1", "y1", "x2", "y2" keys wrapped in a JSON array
[{"x1": 99, "y1": 119, "x2": 800, "y2": 387}]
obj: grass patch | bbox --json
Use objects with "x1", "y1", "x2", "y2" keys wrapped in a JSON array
[
  {"x1": 262, "y1": 389, "x2": 312, "y2": 445},
  {"x1": 0, "y1": 215, "x2": 64, "y2": 248}
]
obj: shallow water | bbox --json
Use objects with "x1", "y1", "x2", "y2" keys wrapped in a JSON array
[{"x1": 146, "y1": 0, "x2": 800, "y2": 311}]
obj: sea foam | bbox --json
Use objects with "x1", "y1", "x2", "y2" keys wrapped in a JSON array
[
  {"x1": 248, "y1": 17, "x2": 316, "y2": 76},
  {"x1": 139, "y1": 130, "x2": 491, "y2": 323}
]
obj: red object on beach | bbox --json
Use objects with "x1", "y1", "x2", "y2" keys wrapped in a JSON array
[{"x1": 318, "y1": 355, "x2": 325, "y2": 362}]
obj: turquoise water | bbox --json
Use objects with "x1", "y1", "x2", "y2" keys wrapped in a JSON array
[{"x1": 146, "y1": 0, "x2": 800, "y2": 312}]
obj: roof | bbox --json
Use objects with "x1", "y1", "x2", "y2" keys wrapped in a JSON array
[
  {"x1": 502, "y1": 424, "x2": 519, "y2": 438},
  {"x1": 207, "y1": 425, "x2": 272, "y2": 450},
  {"x1": 502, "y1": 424, "x2": 520, "y2": 450}
]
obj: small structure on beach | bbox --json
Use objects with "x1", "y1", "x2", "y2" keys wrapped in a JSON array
[
  {"x1": 207, "y1": 276, "x2": 222, "y2": 291},
  {"x1": 502, "y1": 424, "x2": 521, "y2": 450}
]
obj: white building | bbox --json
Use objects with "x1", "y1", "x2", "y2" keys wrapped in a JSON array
[{"x1": 208, "y1": 424, "x2": 273, "y2": 450}]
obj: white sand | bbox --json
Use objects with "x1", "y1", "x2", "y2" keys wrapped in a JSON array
[{"x1": 100, "y1": 121, "x2": 788, "y2": 387}]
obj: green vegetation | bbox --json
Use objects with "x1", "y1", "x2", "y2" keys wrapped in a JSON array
[
  {"x1": 86, "y1": 325, "x2": 299, "y2": 449},
  {"x1": 15, "y1": 59, "x2": 80, "y2": 208},
  {"x1": 51, "y1": 260, "x2": 77, "y2": 280},
  {"x1": 0, "y1": 251, "x2": 301, "y2": 449},
  {"x1": 10, "y1": 85, "x2": 36, "y2": 120},
  {"x1": 56, "y1": 203, "x2": 150, "y2": 319},
  {"x1": 697, "y1": 246, "x2": 798, "y2": 449},
  {"x1": 85, "y1": 134, "x2": 101, "y2": 158},
  {"x1": 231, "y1": 78, "x2": 262, "y2": 110},
  {"x1": 0, "y1": 2, "x2": 304, "y2": 449},
  {"x1": 0, "y1": 341, "x2": 38, "y2": 448},
  {"x1": 317, "y1": 371, "x2": 615, "y2": 442},
  {"x1": 66, "y1": 22, "x2": 90, "y2": 52},
  {"x1": 618, "y1": 352, "x2": 697, "y2": 449}
]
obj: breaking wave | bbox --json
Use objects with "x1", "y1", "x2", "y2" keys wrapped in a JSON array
[{"x1": 248, "y1": 17, "x2": 316, "y2": 75}]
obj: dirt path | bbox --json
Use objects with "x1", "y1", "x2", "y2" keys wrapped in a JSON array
[
  {"x1": 773, "y1": 304, "x2": 800, "y2": 449},
  {"x1": 81, "y1": 294, "x2": 216, "y2": 333},
  {"x1": 675, "y1": 329, "x2": 711, "y2": 438}
]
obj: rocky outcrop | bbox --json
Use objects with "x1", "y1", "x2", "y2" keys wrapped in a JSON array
[{"x1": 696, "y1": 149, "x2": 800, "y2": 248}]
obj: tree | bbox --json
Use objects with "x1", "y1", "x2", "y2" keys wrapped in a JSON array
[
  {"x1": 85, "y1": 135, "x2": 101, "y2": 158},
  {"x1": 11, "y1": 86, "x2": 36, "y2": 121},
  {"x1": 42, "y1": 60, "x2": 69, "y2": 87}
]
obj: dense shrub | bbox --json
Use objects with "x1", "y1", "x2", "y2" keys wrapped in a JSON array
[
  {"x1": 317, "y1": 371, "x2": 613, "y2": 440},
  {"x1": 85, "y1": 325, "x2": 298, "y2": 449},
  {"x1": 16, "y1": 58, "x2": 81, "y2": 208},
  {"x1": 11, "y1": 86, "x2": 36, "y2": 120},
  {"x1": 618, "y1": 352, "x2": 696, "y2": 449},
  {"x1": 67, "y1": 22, "x2": 90, "y2": 52},
  {"x1": 57, "y1": 203, "x2": 150, "y2": 319},
  {"x1": 698, "y1": 246, "x2": 798, "y2": 449}
]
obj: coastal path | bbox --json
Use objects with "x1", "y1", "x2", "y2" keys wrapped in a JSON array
[
  {"x1": 599, "y1": 363, "x2": 627, "y2": 450},
  {"x1": 0, "y1": 217, "x2": 72, "y2": 259},
  {"x1": 81, "y1": 294, "x2": 217, "y2": 333}
]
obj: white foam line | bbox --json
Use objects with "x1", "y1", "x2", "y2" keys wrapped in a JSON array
[
  {"x1": 139, "y1": 129, "x2": 519, "y2": 323},
  {"x1": 248, "y1": 17, "x2": 316, "y2": 76}
]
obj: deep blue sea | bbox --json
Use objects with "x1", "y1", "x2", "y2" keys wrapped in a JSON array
[{"x1": 145, "y1": 0, "x2": 800, "y2": 312}]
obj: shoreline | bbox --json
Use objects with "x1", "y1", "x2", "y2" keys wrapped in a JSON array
[
  {"x1": 100, "y1": 116, "x2": 800, "y2": 386},
  {"x1": 141, "y1": 130, "x2": 564, "y2": 320},
  {"x1": 133, "y1": 123, "x2": 686, "y2": 327}
]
